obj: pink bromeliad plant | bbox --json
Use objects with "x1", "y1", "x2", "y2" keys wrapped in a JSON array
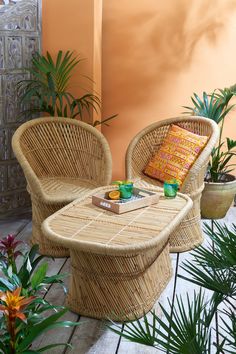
[
  {"x1": 0, "y1": 234, "x2": 80, "y2": 353},
  {"x1": 0, "y1": 234, "x2": 23, "y2": 273}
]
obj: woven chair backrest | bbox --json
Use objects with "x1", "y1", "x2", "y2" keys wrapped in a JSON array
[{"x1": 13, "y1": 117, "x2": 112, "y2": 183}]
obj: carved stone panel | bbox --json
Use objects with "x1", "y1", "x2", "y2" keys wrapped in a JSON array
[
  {"x1": 0, "y1": 37, "x2": 4, "y2": 68},
  {"x1": 7, "y1": 162, "x2": 26, "y2": 190},
  {"x1": 7, "y1": 36, "x2": 23, "y2": 68},
  {"x1": 0, "y1": 0, "x2": 41, "y2": 218},
  {"x1": 3, "y1": 73, "x2": 27, "y2": 124}
]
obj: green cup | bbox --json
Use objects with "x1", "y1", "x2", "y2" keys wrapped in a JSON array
[
  {"x1": 164, "y1": 181, "x2": 178, "y2": 198},
  {"x1": 119, "y1": 184, "x2": 133, "y2": 199}
]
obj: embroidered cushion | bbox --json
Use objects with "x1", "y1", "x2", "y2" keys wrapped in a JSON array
[{"x1": 143, "y1": 124, "x2": 208, "y2": 186}]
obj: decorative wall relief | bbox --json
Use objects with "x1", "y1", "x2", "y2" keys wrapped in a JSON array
[
  {"x1": 0, "y1": 0, "x2": 41, "y2": 218},
  {"x1": 7, "y1": 36, "x2": 22, "y2": 68}
]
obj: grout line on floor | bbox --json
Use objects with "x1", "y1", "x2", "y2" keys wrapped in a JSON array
[
  {"x1": 115, "y1": 323, "x2": 124, "y2": 354},
  {"x1": 8, "y1": 219, "x2": 30, "y2": 238},
  {"x1": 211, "y1": 220, "x2": 220, "y2": 349},
  {"x1": 63, "y1": 315, "x2": 81, "y2": 354},
  {"x1": 166, "y1": 252, "x2": 179, "y2": 354}
]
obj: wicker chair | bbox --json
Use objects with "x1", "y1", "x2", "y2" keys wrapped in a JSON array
[
  {"x1": 12, "y1": 117, "x2": 112, "y2": 257},
  {"x1": 126, "y1": 116, "x2": 219, "y2": 252}
]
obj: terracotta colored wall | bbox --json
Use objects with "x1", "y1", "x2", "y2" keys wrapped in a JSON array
[
  {"x1": 102, "y1": 0, "x2": 236, "y2": 179},
  {"x1": 42, "y1": 0, "x2": 102, "y2": 124}
]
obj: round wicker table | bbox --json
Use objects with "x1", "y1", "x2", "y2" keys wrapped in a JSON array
[{"x1": 42, "y1": 186, "x2": 192, "y2": 321}]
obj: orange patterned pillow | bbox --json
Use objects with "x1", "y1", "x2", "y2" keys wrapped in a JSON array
[{"x1": 143, "y1": 124, "x2": 208, "y2": 186}]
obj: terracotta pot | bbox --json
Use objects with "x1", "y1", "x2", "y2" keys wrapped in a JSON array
[{"x1": 201, "y1": 174, "x2": 236, "y2": 219}]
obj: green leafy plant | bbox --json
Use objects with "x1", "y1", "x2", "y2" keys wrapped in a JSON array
[
  {"x1": 0, "y1": 234, "x2": 80, "y2": 352},
  {"x1": 0, "y1": 235, "x2": 64, "y2": 297},
  {"x1": 17, "y1": 50, "x2": 117, "y2": 126},
  {"x1": 0, "y1": 287, "x2": 79, "y2": 353},
  {"x1": 109, "y1": 221, "x2": 236, "y2": 353},
  {"x1": 184, "y1": 88, "x2": 236, "y2": 182},
  {"x1": 110, "y1": 290, "x2": 213, "y2": 353}
]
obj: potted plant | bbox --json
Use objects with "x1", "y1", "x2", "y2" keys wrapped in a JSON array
[
  {"x1": 184, "y1": 88, "x2": 236, "y2": 218},
  {"x1": 17, "y1": 50, "x2": 116, "y2": 127}
]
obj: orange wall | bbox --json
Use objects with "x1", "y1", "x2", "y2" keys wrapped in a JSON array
[
  {"x1": 42, "y1": 0, "x2": 102, "y2": 124},
  {"x1": 102, "y1": 0, "x2": 236, "y2": 179},
  {"x1": 42, "y1": 0, "x2": 236, "y2": 179}
]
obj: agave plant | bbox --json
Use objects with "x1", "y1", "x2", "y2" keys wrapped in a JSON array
[
  {"x1": 109, "y1": 221, "x2": 236, "y2": 354},
  {"x1": 184, "y1": 89, "x2": 236, "y2": 182},
  {"x1": 17, "y1": 50, "x2": 116, "y2": 126}
]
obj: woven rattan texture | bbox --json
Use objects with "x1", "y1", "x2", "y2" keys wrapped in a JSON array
[
  {"x1": 43, "y1": 186, "x2": 191, "y2": 252},
  {"x1": 42, "y1": 185, "x2": 192, "y2": 320},
  {"x1": 67, "y1": 242, "x2": 172, "y2": 321},
  {"x1": 12, "y1": 117, "x2": 112, "y2": 257},
  {"x1": 126, "y1": 116, "x2": 219, "y2": 252}
]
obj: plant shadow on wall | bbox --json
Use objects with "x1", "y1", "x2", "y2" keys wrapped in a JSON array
[
  {"x1": 184, "y1": 86, "x2": 236, "y2": 219},
  {"x1": 0, "y1": 234, "x2": 80, "y2": 353},
  {"x1": 103, "y1": 0, "x2": 236, "y2": 109},
  {"x1": 17, "y1": 50, "x2": 117, "y2": 127},
  {"x1": 109, "y1": 221, "x2": 236, "y2": 354}
]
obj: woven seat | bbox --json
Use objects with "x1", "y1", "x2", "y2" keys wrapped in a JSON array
[
  {"x1": 37, "y1": 177, "x2": 100, "y2": 202},
  {"x1": 12, "y1": 117, "x2": 112, "y2": 257},
  {"x1": 126, "y1": 116, "x2": 219, "y2": 252}
]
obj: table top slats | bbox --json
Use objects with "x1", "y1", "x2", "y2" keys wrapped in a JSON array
[{"x1": 43, "y1": 186, "x2": 193, "y2": 254}]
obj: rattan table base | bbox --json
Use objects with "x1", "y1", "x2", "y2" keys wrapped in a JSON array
[
  {"x1": 66, "y1": 242, "x2": 172, "y2": 321},
  {"x1": 42, "y1": 185, "x2": 192, "y2": 321}
]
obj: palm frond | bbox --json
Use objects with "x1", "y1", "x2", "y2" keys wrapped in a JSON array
[
  {"x1": 17, "y1": 50, "x2": 103, "y2": 122},
  {"x1": 109, "y1": 290, "x2": 212, "y2": 354}
]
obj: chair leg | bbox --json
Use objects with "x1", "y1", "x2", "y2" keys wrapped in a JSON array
[
  {"x1": 31, "y1": 195, "x2": 69, "y2": 257},
  {"x1": 169, "y1": 194, "x2": 204, "y2": 253}
]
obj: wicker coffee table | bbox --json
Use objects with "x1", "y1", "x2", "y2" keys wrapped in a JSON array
[{"x1": 42, "y1": 186, "x2": 192, "y2": 321}]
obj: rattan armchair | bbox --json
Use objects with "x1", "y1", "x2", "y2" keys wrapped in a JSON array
[
  {"x1": 12, "y1": 117, "x2": 112, "y2": 257},
  {"x1": 126, "y1": 116, "x2": 219, "y2": 252}
]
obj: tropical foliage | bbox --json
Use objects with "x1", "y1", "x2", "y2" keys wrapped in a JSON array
[
  {"x1": 17, "y1": 50, "x2": 116, "y2": 126},
  {"x1": 0, "y1": 233, "x2": 79, "y2": 353},
  {"x1": 109, "y1": 221, "x2": 236, "y2": 354},
  {"x1": 184, "y1": 87, "x2": 236, "y2": 182}
]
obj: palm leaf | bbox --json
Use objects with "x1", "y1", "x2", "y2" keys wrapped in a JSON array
[{"x1": 109, "y1": 290, "x2": 211, "y2": 354}]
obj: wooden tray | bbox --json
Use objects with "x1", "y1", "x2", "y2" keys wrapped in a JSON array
[{"x1": 92, "y1": 188, "x2": 160, "y2": 214}]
